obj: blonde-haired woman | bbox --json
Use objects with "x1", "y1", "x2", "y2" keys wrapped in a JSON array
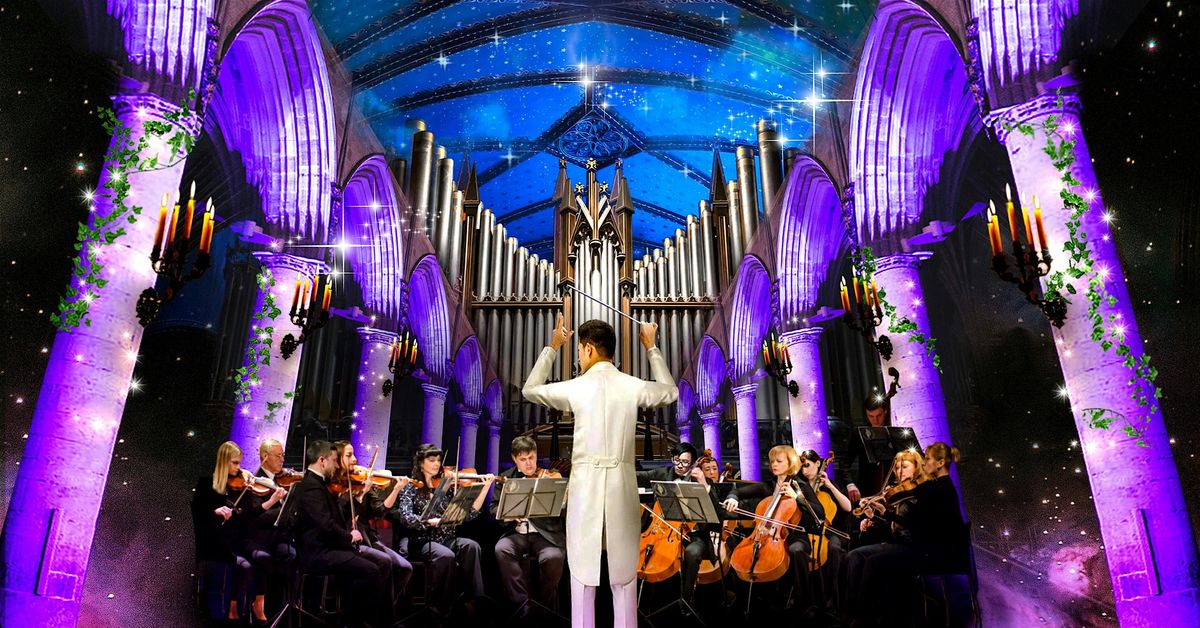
[
  {"x1": 721, "y1": 444, "x2": 827, "y2": 614},
  {"x1": 191, "y1": 441, "x2": 254, "y2": 621},
  {"x1": 843, "y1": 442, "x2": 966, "y2": 624}
]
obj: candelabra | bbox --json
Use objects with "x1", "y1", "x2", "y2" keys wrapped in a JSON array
[
  {"x1": 135, "y1": 184, "x2": 216, "y2": 326},
  {"x1": 983, "y1": 189, "x2": 1067, "y2": 327},
  {"x1": 381, "y1": 328, "x2": 419, "y2": 397},
  {"x1": 762, "y1": 329, "x2": 799, "y2": 397},
  {"x1": 280, "y1": 273, "x2": 332, "y2": 360},
  {"x1": 838, "y1": 272, "x2": 893, "y2": 360}
]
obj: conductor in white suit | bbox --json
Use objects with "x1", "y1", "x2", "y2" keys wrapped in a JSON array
[{"x1": 523, "y1": 313, "x2": 678, "y2": 627}]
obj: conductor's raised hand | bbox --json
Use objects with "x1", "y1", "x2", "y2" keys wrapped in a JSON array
[
  {"x1": 550, "y1": 312, "x2": 572, "y2": 350},
  {"x1": 639, "y1": 321, "x2": 658, "y2": 350}
]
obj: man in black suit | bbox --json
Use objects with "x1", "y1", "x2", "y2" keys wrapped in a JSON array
[
  {"x1": 635, "y1": 441, "x2": 725, "y2": 611},
  {"x1": 490, "y1": 436, "x2": 566, "y2": 618},
  {"x1": 292, "y1": 439, "x2": 386, "y2": 627},
  {"x1": 843, "y1": 396, "x2": 891, "y2": 504}
]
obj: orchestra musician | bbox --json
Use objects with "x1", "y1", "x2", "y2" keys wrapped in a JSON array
[
  {"x1": 332, "y1": 441, "x2": 413, "y2": 605},
  {"x1": 292, "y1": 439, "x2": 388, "y2": 628},
  {"x1": 239, "y1": 439, "x2": 294, "y2": 623},
  {"x1": 722, "y1": 444, "x2": 826, "y2": 613},
  {"x1": 490, "y1": 435, "x2": 567, "y2": 618},
  {"x1": 393, "y1": 443, "x2": 493, "y2": 617},
  {"x1": 843, "y1": 442, "x2": 966, "y2": 624},
  {"x1": 522, "y1": 314, "x2": 678, "y2": 628},
  {"x1": 192, "y1": 441, "x2": 258, "y2": 621},
  {"x1": 843, "y1": 395, "x2": 892, "y2": 505},
  {"x1": 635, "y1": 441, "x2": 727, "y2": 613},
  {"x1": 698, "y1": 454, "x2": 720, "y2": 484}
]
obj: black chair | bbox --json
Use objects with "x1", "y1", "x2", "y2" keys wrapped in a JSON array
[
  {"x1": 916, "y1": 520, "x2": 981, "y2": 627},
  {"x1": 268, "y1": 555, "x2": 342, "y2": 627},
  {"x1": 507, "y1": 549, "x2": 568, "y2": 624},
  {"x1": 395, "y1": 534, "x2": 448, "y2": 624}
]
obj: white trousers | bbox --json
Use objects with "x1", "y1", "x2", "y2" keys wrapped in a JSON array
[{"x1": 569, "y1": 576, "x2": 637, "y2": 628}]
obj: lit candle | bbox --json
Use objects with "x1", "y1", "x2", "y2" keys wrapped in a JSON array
[
  {"x1": 299, "y1": 280, "x2": 310, "y2": 312},
  {"x1": 290, "y1": 278, "x2": 301, "y2": 317},
  {"x1": 165, "y1": 203, "x2": 180, "y2": 252},
  {"x1": 388, "y1": 340, "x2": 398, "y2": 369},
  {"x1": 199, "y1": 201, "x2": 215, "y2": 254},
  {"x1": 762, "y1": 340, "x2": 770, "y2": 365},
  {"x1": 184, "y1": 183, "x2": 197, "y2": 240},
  {"x1": 322, "y1": 281, "x2": 332, "y2": 312},
  {"x1": 309, "y1": 276, "x2": 321, "y2": 309},
  {"x1": 1033, "y1": 195, "x2": 1049, "y2": 254},
  {"x1": 870, "y1": 280, "x2": 881, "y2": 312},
  {"x1": 852, "y1": 273, "x2": 862, "y2": 305},
  {"x1": 1021, "y1": 198, "x2": 1034, "y2": 247},
  {"x1": 782, "y1": 344, "x2": 792, "y2": 370},
  {"x1": 410, "y1": 338, "x2": 418, "y2": 363},
  {"x1": 152, "y1": 192, "x2": 168, "y2": 260},
  {"x1": 840, "y1": 278, "x2": 851, "y2": 313},
  {"x1": 987, "y1": 206, "x2": 1002, "y2": 257},
  {"x1": 1005, "y1": 184, "x2": 1017, "y2": 243}
]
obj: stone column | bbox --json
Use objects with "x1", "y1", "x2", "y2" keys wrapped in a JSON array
[
  {"x1": 873, "y1": 253, "x2": 959, "y2": 492},
  {"x1": 350, "y1": 328, "x2": 397, "y2": 465},
  {"x1": 1, "y1": 91, "x2": 196, "y2": 626},
  {"x1": 675, "y1": 395, "x2": 694, "y2": 444},
  {"x1": 228, "y1": 253, "x2": 327, "y2": 471},
  {"x1": 732, "y1": 383, "x2": 762, "y2": 481},
  {"x1": 458, "y1": 409, "x2": 481, "y2": 469},
  {"x1": 781, "y1": 328, "x2": 831, "y2": 468},
  {"x1": 419, "y1": 382, "x2": 449, "y2": 446},
  {"x1": 485, "y1": 417, "x2": 503, "y2": 475},
  {"x1": 700, "y1": 410, "x2": 722, "y2": 466},
  {"x1": 993, "y1": 79, "x2": 1200, "y2": 625}
]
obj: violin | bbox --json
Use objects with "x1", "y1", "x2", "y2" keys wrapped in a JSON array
[
  {"x1": 730, "y1": 476, "x2": 803, "y2": 583},
  {"x1": 852, "y1": 478, "x2": 919, "y2": 517},
  {"x1": 274, "y1": 468, "x2": 304, "y2": 488},
  {"x1": 227, "y1": 472, "x2": 274, "y2": 497},
  {"x1": 329, "y1": 468, "x2": 410, "y2": 494},
  {"x1": 410, "y1": 467, "x2": 498, "y2": 490}
]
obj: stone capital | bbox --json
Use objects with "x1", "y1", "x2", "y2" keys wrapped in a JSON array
[
  {"x1": 986, "y1": 72, "x2": 1084, "y2": 145},
  {"x1": 357, "y1": 327, "x2": 398, "y2": 347},
  {"x1": 874, "y1": 251, "x2": 933, "y2": 275},
  {"x1": 459, "y1": 409, "x2": 481, "y2": 427},
  {"x1": 731, "y1": 382, "x2": 758, "y2": 400},
  {"x1": 780, "y1": 327, "x2": 822, "y2": 346},
  {"x1": 252, "y1": 252, "x2": 328, "y2": 279},
  {"x1": 420, "y1": 382, "x2": 449, "y2": 400},
  {"x1": 699, "y1": 410, "x2": 723, "y2": 426},
  {"x1": 111, "y1": 91, "x2": 201, "y2": 137}
]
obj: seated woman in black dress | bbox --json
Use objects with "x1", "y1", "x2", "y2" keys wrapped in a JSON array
[{"x1": 392, "y1": 443, "x2": 494, "y2": 616}]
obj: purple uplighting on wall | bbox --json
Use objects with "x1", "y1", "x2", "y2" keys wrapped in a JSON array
[
  {"x1": 782, "y1": 328, "x2": 831, "y2": 465},
  {"x1": 342, "y1": 156, "x2": 405, "y2": 320},
  {"x1": 350, "y1": 327, "x2": 398, "y2": 464}
]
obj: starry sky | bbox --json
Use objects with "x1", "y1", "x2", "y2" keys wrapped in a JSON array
[{"x1": 0, "y1": 1, "x2": 1198, "y2": 625}]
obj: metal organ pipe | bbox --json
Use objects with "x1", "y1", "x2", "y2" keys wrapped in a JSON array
[
  {"x1": 408, "y1": 129, "x2": 435, "y2": 238},
  {"x1": 699, "y1": 203, "x2": 716, "y2": 297},
  {"x1": 434, "y1": 148, "x2": 454, "y2": 264},
  {"x1": 726, "y1": 181, "x2": 744, "y2": 267},
  {"x1": 736, "y1": 145, "x2": 760, "y2": 248},
  {"x1": 448, "y1": 190, "x2": 465, "y2": 281},
  {"x1": 686, "y1": 216, "x2": 701, "y2": 301},
  {"x1": 477, "y1": 210, "x2": 494, "y2": 300},
  {"x1": 757, "y1": 120, "x2": 784, "y2": 208}
]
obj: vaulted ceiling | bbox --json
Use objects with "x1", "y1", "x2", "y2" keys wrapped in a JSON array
[{"x1": 310, "y1": 0, "x2": 877, "y2": 258}]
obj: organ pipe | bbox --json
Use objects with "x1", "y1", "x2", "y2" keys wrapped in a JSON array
[
  {"x1": 409, "y1": 129, "x2": 435, "y2": 238},
  {"x1": 736, "y1": 145, "x2": 760, "y2": 249},
  {"x1": 757, "y1": 120, "x2": 784, "y2": 208},
  {"x1": 434, "y1": 148, "x2": 454, "y2": 263}
]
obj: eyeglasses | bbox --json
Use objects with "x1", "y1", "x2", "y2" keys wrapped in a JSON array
[{"x1": 672, "y1": 456, "x2": 694, "y2": 468}]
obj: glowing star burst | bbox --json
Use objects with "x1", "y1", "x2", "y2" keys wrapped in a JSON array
[{"x1": 434, "y1": 52, "x2": 451, "y2": 69}]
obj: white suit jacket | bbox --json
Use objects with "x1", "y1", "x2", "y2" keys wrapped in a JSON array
[{"x1": 522, "y1": 346, "x2": 678, "y2": 585}]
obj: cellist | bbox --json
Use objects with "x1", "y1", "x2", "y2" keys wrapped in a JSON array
[
  {"x1": 798, "y1": 449, "x2": 851, "y2": 613},
  {"x1": 721, "y1": 444, "x2": 826, "y2": 613}
]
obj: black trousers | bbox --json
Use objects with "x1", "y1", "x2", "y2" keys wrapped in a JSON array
[
  {"x1": 495, "y1": 532, "x2": 566, "y2": 612},
  {"x1": 305, "y1": 551, "x2": 384, "y2": 627}
]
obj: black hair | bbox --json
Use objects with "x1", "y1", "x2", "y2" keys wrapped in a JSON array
[
  {"x1": 864, "y1": 395, "x2": 891, "y2": 414},
  {"x1": 578, "y1": 319, "x2": 616, "y2": 359},
  {"x1": 670, "y1": 441, "x2": 698, "y2": 460},
  {"x1": 410, "y1": 443, "x2": 444, "y2": 483},
  {"x1": 798, "y1": 449, "x2": 822, "y2": 465},
  {"x1": 306, "y1": 439, "x2": 335, "y2": 466},
  {"x1": 510, "y1": 435, "x2": 538, "y2": 457}
]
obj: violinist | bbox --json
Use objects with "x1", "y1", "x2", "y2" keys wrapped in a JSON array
[
  {"x1": 844, "y1": 443, "x2": 965, "y2": 625},
  {"x1": 854, "y1": 449, "x2": 926, "y2": 545},
  {"x1": 332, "y1": 441, "x2": 413, "y2": 605},
  {"x1": 191, "y1": 441, "x2": 257, "y2": 621},
  {"x1": 490, "y1": 436, "x2": 566, "y2": 618},
  {"x1": 236, "y1": 439, "x2": 294, "y2": 624},
  {"x1": 721, "y1": 445, "x2": 825, "y2": 613},
  {"x1": 292, "y1": 439, "x2": 387, "y2": 628},
  {"x1": 393, "y1": 443, "x2": 494, "y2": 617},
  {"x1": 635, "y1": 442, "x2": 726, "y2": 612}
]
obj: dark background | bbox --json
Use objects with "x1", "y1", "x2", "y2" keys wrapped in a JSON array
[{"x1": 2, "y1": 0, "x2": 1198, "y2": 625}]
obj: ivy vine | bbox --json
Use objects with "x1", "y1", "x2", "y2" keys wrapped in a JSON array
[
  {"x1": 1009, "y1": 97, "x2": 1157, "y2": 445},
  {"x1": 854, "y1": 246, "x2": 943, "y2": 372},
  {"x1": 51, "y1": 91, "x2": 198, "y2": 332},
  {"x1": 233, "y1": 268, "x2": 282, "y2": 403},
  {"x1": 264, "y1": 386, "x2": 303, "y2": 423}
]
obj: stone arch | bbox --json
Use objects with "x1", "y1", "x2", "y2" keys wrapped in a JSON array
[
  {"x1": 343, "y1": 154, "x2": 405, "y2": 321},
  {"x1": 850, "y1": 0, "x2": 980, "y2": 249},
  {"x1": 694, "y1": 335, "x2": 727, "y2": 411},
  {"x1": 727, "y1": 255, "x2": 774, "y2": 383},
  {"x1": 205, "y1": 0, "x2": 337, "y2": 240},
  {"x1": 407, "y1": 254, "x2": 451, "y2": 384},
  {"x1": 776, "y1": 154, "x2": 847, "y2": 325},
  {"x1": 452, "y1": 336, "x2": 484, "y2": 411}
]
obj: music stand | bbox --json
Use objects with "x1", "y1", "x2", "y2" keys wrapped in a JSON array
[
  {"x1": 646, "y1": 481, "x2": 719, "y2": 625},
  {"x1": 858, "y1": 426, "x2": 923, "y2": 466},
  {"x1": 431, "y1": 483, "x2": 486, "y2": 526},
  {"x1": 496, "y1": 478, "x2": 570, "y2": 622}
]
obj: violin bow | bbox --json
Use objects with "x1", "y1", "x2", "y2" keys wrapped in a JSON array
[{"x1": 274, "y1": 435, "x2": 306, "y2": 527}]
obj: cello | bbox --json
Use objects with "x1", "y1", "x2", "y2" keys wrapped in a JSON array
[
  {"x1": 637, "y1": 502, "x2": 690, "y2": 583},
  {"x1": 729, "y1": 478, "x2": 802, "y2": 583}
]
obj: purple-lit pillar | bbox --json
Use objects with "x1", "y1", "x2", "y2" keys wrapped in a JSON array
[
  {"x1": 781, "y1": 328, "x2": 831, "y2": 465},
  {"x1": 457, "y1": 408, "x2": 481, "y2": 468},
  {"x1": 419, "y1": 382, "x2": 449, "y2": 446},
  {"x1": 1, "y1": 92, "x2": 196, "y2": 626},
  {"x1": 675, "y1": 399, "x2": 694, "y2": 444},
  {"x1": 350, "y1": 328, "x2": 397, "y2": 464},
  {"x1": 700, "y1": 410, "x2": 721, "y2": 466},
  {"x1": 484, "y1": 414, "x2": 503, "y2": 475},
  {"x1": 229, "y1": 252, "x2": 327, "y2": 471},
  {"x1": 993, "y1": 79, "x2": 1200, "y2": 625},
  {"x1": 873, "y1": 253, "x2": 959, "y2": 492},
  {"x1": 732, "y1": 383, "x2": 761, "y2": 481}
]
